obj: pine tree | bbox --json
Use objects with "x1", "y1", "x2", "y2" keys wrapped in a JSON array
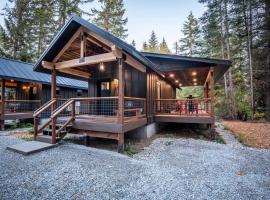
[
  {"x1": 142, "y1": 41, "x2": 148, "y2": 52},
  {"x1": 147, "y1": 31, "x2": 159, "y2": 52},
  {"x1": 173, "y1": 41, "x2": 179, "y2": 54},
  {"x1": 131, "y1": 40, "x2": 136, "y2": 48},
  {"x1": 159, "y1": 37, "x2": 171, "y2": 54},
  {"x1": 91, "y1": 0, "x2": 128, "y2": 39},
  {"x1": 56, "y1": 0, "x2": 93, "y2": 29},
  {"x1": 0, "y1": 0, "x2": 34, "y2": 62},
  {"x1": 179, "y1": 11, "x2": 201, "y2": 56}
]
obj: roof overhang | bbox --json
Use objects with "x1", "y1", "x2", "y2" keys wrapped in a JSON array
[{"x1": 142, "y1": 52, "x2": 232, "y2": 87}]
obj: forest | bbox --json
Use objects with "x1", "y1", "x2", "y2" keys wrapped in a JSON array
[{"x1": 0, "y1": 0, "x2": 269, "y2": 121}]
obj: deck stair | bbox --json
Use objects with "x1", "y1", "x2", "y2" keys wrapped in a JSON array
[{"x1": 33, "y1": 98, "x2": 75, "y2": 144}]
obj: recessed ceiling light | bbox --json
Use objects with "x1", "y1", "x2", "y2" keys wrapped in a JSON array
[
  {"x1": 169, "y1": 74, "x2": 174, "y2": 78},
  {"x1": 193, "y1": 78, "x2": 197, "y2": 82},
  {"x1": 193, "y1": 82, "x2": 197, "y2": 86},
  {"x1": 175, "y1": 80, "x2": 179, "y2": 83},
  {"x1": 192, "y1": 72, "x2": 197, "y2": 76},
  {"x1": 179, "y1": 83, "x2": 182, "y2": 87}
]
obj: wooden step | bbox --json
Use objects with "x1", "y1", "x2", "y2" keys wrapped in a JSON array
[
  {"x1": 36, "y1": 135, "x2": 60, "y2": 143},
  {"x1": 42, "y1": 128, "x2": 67, "y2": 136}
]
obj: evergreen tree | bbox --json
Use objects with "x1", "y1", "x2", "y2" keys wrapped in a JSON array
[
  {"x1": 91, "y1": 0, "x2": 128, "y2": 39},
  {"x1": 0, "y1": 0, "x2": 34, "y2": 62},
  {"x1": 142, "y1": 41, "x2": 148, "y2": 52},
  {"x1": 159, "y1": 37, "x2": 171, "y2": 54},
  {"x1": 131, "y1": 40, "x2": 136, "y2": 48},
  {"x1": 179, "y1": 11, "x2": 201, "y2": 56},
  {"x1": 173, "y1": 41, "x2": 179, "y2": 54},
  {"x1": 147, "y1": 31, "x2": 159, "y2": 52}
]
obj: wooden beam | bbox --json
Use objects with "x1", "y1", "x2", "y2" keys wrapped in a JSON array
[
  {"x1": 124, "y1": 54, "x2": 146, "y2": 72},
  {"x1": 111, "y1": 45, "x2": 122, "y2": 58},
  {"x1": 58, "y1": 68, "x2": 91, "y2": 79},
  {"x1": 54, "y1": 52, "x2": 117, "y2": 70},
  {"x1": 204, "y1": 67, "x2": 214, "y2": 87},
  {"x1": 42, "y1": 61, "x2": 54, "y2": 69},
  {"x1": 80, "y1": 31, "x2": 86, "y2": 59},
  {"x1": 82, "y1": 27, "x2": 114, "y2": 48},
  {"x1": 52, "y1": 27, "x2": 83, "y2": 63}
]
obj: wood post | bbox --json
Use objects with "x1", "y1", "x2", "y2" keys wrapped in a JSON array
[
  {"x1": 118, "y1": 58, "x2": 124, "y2": 124},
  {"x1": 51, "y1": 68, "x2": 57, "y2": 144},
  {"x1": 117, "y1": 58, "x2": 125, "y2": 152},
  {"x1": 205, "y1": 82, "x2": 209, "y2": 113},
  {"x1": 34, "y1": 117, "x2": 38, "y2": 140},
  {"x1": 0, "y1": 79, "x2": 5, "y2": 130},
  {"x1": 117, "y1": 133, "x2": 124, "y2": 153},
  {"x1": 210, "y1": 68, "x2": 215, "y2": 128}
]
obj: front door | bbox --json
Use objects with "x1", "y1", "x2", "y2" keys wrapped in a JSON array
[{"x1": 97, "y1": 80, "x2": 112, "y2": 115}]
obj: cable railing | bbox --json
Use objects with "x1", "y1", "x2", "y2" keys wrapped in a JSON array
[{"x1": 154, "y1": 98, "x2": 212, "y2": 116}]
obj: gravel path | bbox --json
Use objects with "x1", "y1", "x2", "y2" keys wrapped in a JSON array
[
  {"x1": 215, "y1": 122, "x2": 243, "y2": 148},
  {"x1": 0, "y1": 136, "x2": 269, "y2": 200}
]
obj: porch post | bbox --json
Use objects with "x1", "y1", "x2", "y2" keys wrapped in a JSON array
[
  {"x1": 205, "y1": 82, "x2": 209, "y2": 113},
  {"x1": 0, "y1": 79, "x2": 5, "y2": 130},
  {"x1": 210, "y1": 68, "x2": 215, "y2": 128},
  {"x1": 118, "y1": 58, "x2": 124, "y2": 124},
  {"x1": 51, "y1": 68, "x2": 57, "y2": 144},
  {"x1": 117, "y1": 58, "x2": 124, "y2": 152}
]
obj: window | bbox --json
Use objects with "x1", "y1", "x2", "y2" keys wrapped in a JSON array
[{"x1": 101, "y1": 82, "x2": 110, "y2": 90}]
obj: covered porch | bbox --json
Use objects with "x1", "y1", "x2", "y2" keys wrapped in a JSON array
[{"x1": 143, "y1": 52, "x2": 231, "y2": 127}]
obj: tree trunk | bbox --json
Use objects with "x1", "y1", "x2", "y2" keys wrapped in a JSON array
[
  {"x1": 224, "y1": 0, "x2": 236, "y2": 119},
  {"x1": 266, "y1": 0, "x2": 270, "y2": 121}
]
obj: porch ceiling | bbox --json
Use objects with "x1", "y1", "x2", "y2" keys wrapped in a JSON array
[{"x1": 164, "y1": 67, "x2": 210, "y2": 87}]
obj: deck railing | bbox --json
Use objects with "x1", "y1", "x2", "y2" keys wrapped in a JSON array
[
  {"x1": 154, "y1": 98, "x2": 212, "y2": 116},
  {"x1": 1, "y1": 100, "x2": 41, "y2": 113}
]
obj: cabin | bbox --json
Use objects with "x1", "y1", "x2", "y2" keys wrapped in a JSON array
[
  {"x1": 33, "y1": 16, "x2": 231, "y2": 152},
  {"x1": 0, "y1": 57, "x2": 88, "y2": 129}
]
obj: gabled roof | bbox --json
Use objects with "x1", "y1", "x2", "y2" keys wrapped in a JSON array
[
  {"x1": 0, "y1": 57, "x2": 88, "y2": 89},
  {"x1": 34, "y1": 16, "x2": 163, "y2": 78},
  {"x1": 142, "y1": 52, "x2": 232, "y2": 83}
]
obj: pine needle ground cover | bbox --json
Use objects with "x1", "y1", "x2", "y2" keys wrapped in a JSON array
[{"x1": 222, "y1": 120, "x2": 270, "y2": 149}]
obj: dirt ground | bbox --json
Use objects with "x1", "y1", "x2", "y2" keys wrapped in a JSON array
[{"x1": 222, "y1": 120, "x2": 270, "y2": 149}]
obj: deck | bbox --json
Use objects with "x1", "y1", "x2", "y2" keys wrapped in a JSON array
[
  {"x1": 2, "y1": 112, "x2": 34, "y2": 120},
  {"x1": 59, "y1": 114, "x2": 147, "y2": 133},
  {"x1": 154, "y1": 114, "x2": 214, "y2": 124}
]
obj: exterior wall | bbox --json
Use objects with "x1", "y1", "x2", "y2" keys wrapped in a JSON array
[
  {"x1": 41, "y1": 84, "x2": 88, "y2": 103},
  {"x1": 146, "y1": 70, "x2": 176, "y2": 123}
]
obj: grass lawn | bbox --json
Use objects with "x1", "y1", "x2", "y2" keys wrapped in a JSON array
[{"x1": 222, "y1": 120, "x2": 270, "y2": 149}]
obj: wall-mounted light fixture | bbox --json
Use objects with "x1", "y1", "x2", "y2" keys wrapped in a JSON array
[{"x1": 99, "y1": 62, "x2": 105, "y2": 71}]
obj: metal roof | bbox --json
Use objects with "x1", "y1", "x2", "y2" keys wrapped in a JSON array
[
  {"x1": 34, "y1": 15, "x2": 164, "y2": 78},
  {"x1": 0, "y1": 57, "x2": 88, "y2": 89}
]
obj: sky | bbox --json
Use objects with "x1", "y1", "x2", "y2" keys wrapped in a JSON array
[{"x1": 0, "y1": 0, "x2": 206, "y2": 51}]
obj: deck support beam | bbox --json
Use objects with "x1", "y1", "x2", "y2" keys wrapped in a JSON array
[{"x1": 0, "y1": 79, "x2": 5, "y2": 130}]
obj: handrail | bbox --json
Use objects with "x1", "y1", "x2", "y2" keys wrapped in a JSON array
[
  {"x1": 5, "y1": 100, "x2": 41, "y2": 103},
  {"x1": 70, "y1": 96, "x2": 118, "y2": 101},
  {"x1": 33, "y1": 99, "x2": 56, "y2": 117},
  {"x1": 124, "y1": 97, "x2": 146, "y2": 101},
  {"x1": 51, "y1": 99, "x2": 74, "y2": 119},
  {"x1": 154, "y1": 98, "x2": 211, "y2": 101}
]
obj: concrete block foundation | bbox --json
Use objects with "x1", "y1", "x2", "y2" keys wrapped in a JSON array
[{"x1": 127, "y1": 123, "x2": 159, "y2": 139}]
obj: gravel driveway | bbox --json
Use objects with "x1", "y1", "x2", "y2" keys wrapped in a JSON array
[{"x1": 0, "y1": 136, "x2": 269, "y2": 200}]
